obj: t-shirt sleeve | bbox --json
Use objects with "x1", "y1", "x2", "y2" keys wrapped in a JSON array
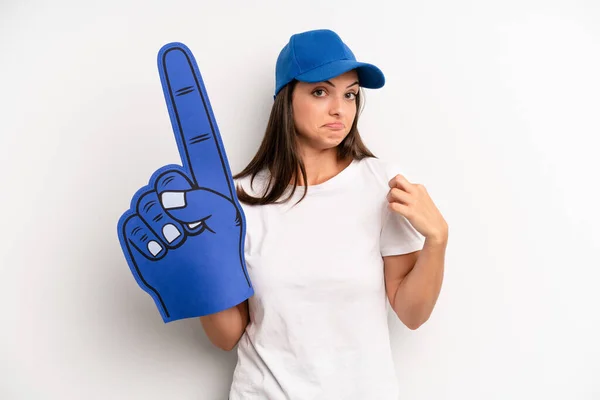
[
  {"x1": 380, "y1": 207, "x2": 425, "y2": 256},
  {"x1": 379, "y1": 161, "x2": 426, "y2": 256}
]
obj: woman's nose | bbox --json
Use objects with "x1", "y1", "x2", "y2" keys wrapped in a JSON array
[{"x1": 329, "y1": 96, "x2": 343, "y2": 116}]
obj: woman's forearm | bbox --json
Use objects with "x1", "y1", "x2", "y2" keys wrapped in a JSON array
[{"x1": 393, "y1": 235, "x2": 447, "y2": 329}]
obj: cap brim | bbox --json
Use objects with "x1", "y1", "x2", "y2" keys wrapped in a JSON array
[{"x1": 295, "y1": 59, "x2": 385, "y2": 89}]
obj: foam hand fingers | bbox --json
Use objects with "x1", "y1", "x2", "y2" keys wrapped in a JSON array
[
  {"x1": 161, "y1": 188, "x2": 238, "y2": 232},
  {"x1": 122, "y1": 214, "x2": 167, "y2": 260}
]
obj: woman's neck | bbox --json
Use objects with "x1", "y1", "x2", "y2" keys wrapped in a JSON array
[{"x1": 295, "y1": 148, "x2": 352, "y2": 186}]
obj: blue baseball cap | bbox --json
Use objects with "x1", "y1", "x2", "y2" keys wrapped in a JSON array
[{"x1": 274, "y1": 29, "x2": 385, "y2": 97}]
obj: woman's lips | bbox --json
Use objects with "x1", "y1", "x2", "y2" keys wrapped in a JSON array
[{"x1": 324, "y1": 123, "x2": 344, "y2": 130}]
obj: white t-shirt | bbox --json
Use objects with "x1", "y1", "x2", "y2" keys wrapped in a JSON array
[{"x1": 228, "y1": 156, "x2": 425, "y2": 400}]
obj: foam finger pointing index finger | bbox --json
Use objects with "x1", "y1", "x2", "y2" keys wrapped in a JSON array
[{"x1": 158, "y1": 43, "x2": 234, "y2": 199}]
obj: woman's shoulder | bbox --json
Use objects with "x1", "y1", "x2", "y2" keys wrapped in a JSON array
[{"x1": 359, "y1": 156, "x2": 404, "y2": 182}]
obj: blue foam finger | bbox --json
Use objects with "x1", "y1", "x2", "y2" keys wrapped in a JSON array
[
  {"x1": 121, "y1": 214, "x2": 167, "y2": 261},
  {"x1": 158, "y1": 43, "x2": 235, "y2": 199},
  {"x1": 136, "y1": 191, "x2": 186, "y2": 248},
  {"x1": 155, "y1": 169, "x2": 195, "y2": 194},
  {"x1": 117, "y1": 43, "x2": 253, "y2": 323},
  {"x1": 153, "y1": 168, "x2": 205, "y2": 235},
  {"x1": 162, "y1": 189, "x2": 234, "y2": 226}
]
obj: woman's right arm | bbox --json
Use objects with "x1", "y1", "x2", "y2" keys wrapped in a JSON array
[{"x1": 199, "y1": 300, "x2": 250, "y2": 351}]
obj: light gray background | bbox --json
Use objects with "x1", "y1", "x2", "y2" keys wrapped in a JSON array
[{"x1": 1, "y1": 0, "x2": 599, "y2": 399}]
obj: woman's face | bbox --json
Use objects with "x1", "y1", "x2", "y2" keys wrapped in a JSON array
[{"x1": 291, "y1": 70, "x2": 359, "y2": 152}]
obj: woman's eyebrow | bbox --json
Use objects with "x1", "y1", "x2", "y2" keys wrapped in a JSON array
[{"x1": 322, "y1": 80, "x2": 360, "y2": 88}]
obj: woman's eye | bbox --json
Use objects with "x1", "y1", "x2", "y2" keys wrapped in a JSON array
[
  {"x1": 346, "y1": 92, "x2": 357, "y2": 100},
  {"x1": 313, "y1": 89, "x2": 326, "y2": 97}
]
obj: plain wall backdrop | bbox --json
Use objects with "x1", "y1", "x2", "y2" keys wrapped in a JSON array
[{"x1": 1, "y1": 0, "x2": 599, "y2": 399}]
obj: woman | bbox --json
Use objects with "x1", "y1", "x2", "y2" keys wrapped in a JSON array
[{"x1": 200, "y1": 29, "x2": 449, "y2": 400}]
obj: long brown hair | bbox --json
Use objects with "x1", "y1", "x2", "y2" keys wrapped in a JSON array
[{"x1": 233, "y1": 79, "x2": 376, "y2": 206}]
